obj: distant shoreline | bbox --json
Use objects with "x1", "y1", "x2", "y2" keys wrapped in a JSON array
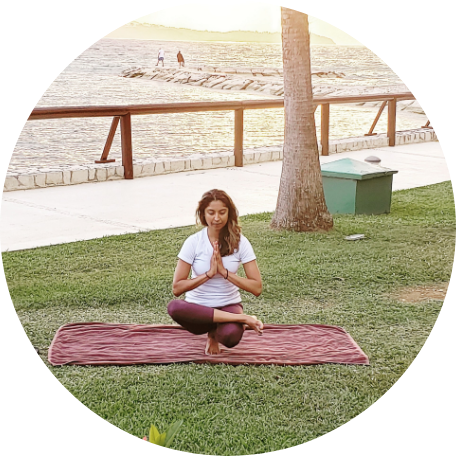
[
  {"x1": 105, "y1": 22, "x2": 338, "y2": 45},
  {"x1": 98, "y1": 35, "x2": 368, "y2": 48}
]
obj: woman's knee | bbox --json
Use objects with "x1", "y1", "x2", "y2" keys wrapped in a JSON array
[
  {"x1": 167, "y1": 299, "x2": 186, "y2": 319},
  {"x1": 217, "y1": 324, "x2": 244, "y2": 348}
]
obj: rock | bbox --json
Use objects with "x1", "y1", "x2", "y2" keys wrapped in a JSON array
[
  {"x1": 107, "y1": 167, "x2": 116, "y2": 179},
  {"x1": 188, "y1": 80, "x2": 206, "y2": 86},
  {"x1": 170, "y1": 159, "x2": 185, "y2": 173},
  {"x1": 190, "y1": 158, "x2": 203, "y2": 170},
  {"x1": 247, "y1": 83, "x2": 263, "y2": 91},
  {"x1": 204, "y1": 77, "x2": 226, "y2": 88},
  {"x1": 46, "y1": 172, "x2": 63, "y2": 185},
  {"x1": 62, "y1": 170, "x2": 71, "y2": 187},
  {"x1": 35, "y1": 174, "x2": 46, "y2": 188},
  {"x1": 17, "y1": 174, "x2": 35, "y2": 188},
  {"x1": 4, "y1": 176, "x2": 19, "y2": 190},
  {"x1": 174, "y1": 73, "x2": 191, "y2": 82},
  {"x1": 71, "y1": 169, "x2": 89, "y2": 184},
  {"x1": 95, "y1": 168, "x2": 107, "y2": 181},
  {"x1": 270, "y1": 85, "x2": 284, "y2": 96},
  {"x1": 128, "y1": 70, "x2": 146, "y2": 78},
  {"x1": 220, "y1": 81, "x2": 245, "y2": 90},
  {"x1": 241, "y1": 80, "x2": 254, "y2": 90},
  {"x1": 261, "y1": 69, "x2": 278, "y2": 76},
  {"x1": 251, "y1": 68, "x2": 266, "y2": 75},
  {"x1": 216, "y1": 67, "x2": 237, "y2": 74},
  {"x1": 312, "y1": 71, "x2": 345, "y2": 78},
  {"x1": 259, "y1": 84, "x2": 273, "y2": 93},
  {"x1": 188, "y1": 73, "x2": 211, "y2": 83},
  {"x1": 154, "y1": 72, "x2": 169, "y2": 80}
]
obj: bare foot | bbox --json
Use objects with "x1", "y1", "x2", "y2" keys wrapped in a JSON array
[{"x1": 205, "y1": 330, "x2": 221, "y2": 355}]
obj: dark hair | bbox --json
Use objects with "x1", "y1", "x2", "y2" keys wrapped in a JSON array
[{"x1": 196, "y1": 189, "x2": 241, "y2": 256}]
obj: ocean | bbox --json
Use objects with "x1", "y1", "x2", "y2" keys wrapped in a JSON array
[{"x1": 10, "y1": 38, "x2": 426, "y2": 174}]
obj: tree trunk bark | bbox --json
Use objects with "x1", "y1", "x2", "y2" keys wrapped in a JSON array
[{"x1": 271, "y1": 8, "x2": 333, "y2": 232}]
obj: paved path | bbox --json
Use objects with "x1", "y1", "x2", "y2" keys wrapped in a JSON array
[{"x1": 1, "y1": 141, "x2": 450, "y2": 252}]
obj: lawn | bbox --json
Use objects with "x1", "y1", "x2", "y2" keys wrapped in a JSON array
[{"x1": 3, "y1": 181, "x2": 455, "y2": 455}]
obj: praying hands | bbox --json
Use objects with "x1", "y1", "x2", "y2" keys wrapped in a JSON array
[{"x1": 210, "y1": 240, "x2": 228, "y2": 278}]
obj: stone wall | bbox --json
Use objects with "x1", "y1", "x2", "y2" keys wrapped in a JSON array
[{"x1": 3, "y1": 128, "x2": 437, "y2": 192}]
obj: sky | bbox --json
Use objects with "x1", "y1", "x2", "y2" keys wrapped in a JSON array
[{"x1": 137, "y1": 2, "x2": 362, "y2": 45}]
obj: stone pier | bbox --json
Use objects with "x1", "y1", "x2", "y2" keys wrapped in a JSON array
[{"x1": 121, "y1": 66, "x2": 424, "y2": 114}]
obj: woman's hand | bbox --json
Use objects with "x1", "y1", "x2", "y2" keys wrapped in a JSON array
[
  {"x1": 212, "y1": 241, "x2": 227, "y2": 277},
  {"x1": 206, "y1": 243, "x2": 218, "y2": 278},
  {"x1": 243, "y1": 315, "x2": 264, "y2": 335}
]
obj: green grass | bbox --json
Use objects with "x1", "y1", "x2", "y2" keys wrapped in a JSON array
[{"x1": 3, "y1": 181, "x2": 455, "y2": 455}]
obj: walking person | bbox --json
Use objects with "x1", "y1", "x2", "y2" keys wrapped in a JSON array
[
  {"x1": 177, "y1": 50, "x2": 185, "y2": 68},
  {"x1": 156, "y1": 48, "x2": 165, "y2": 67},
  {"x1": 168, "y1": 189, "x2": 264, "y2": 355}
]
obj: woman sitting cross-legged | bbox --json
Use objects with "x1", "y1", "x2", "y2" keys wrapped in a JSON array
[{"x1": 168, "y1": 189, "x2": 264, "y2": 355}]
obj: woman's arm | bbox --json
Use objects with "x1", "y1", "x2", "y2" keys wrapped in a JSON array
[
  {"x1": 229, "y1": 259, "x2": 263, "y2": 297},
  {"x1": 212, "y1": 241, "x2": 262, "y2": 297},
  {"x1": 172, "y1": 256, "x2": 217, "y2": 297}
]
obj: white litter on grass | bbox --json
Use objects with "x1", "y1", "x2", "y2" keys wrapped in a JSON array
[{"x1": 344, "y1": 234, "x2": 366, "y2": 241}]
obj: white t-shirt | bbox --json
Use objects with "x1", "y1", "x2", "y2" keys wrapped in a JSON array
[
  {"x1": 158, "y1": 49, "x2": 165, "y2": 58},
  {"x1": 178, "y1": 227, "x2": 257, "y2": 307}
]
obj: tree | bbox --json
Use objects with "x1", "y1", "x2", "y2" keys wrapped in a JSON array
[{"x1": 270, "y1": 8, "x2": 333, "y2": 232}]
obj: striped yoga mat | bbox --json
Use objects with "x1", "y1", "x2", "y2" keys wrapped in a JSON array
[{"x1": 48, "y1": 322, "x2": 369, "y2": 366}]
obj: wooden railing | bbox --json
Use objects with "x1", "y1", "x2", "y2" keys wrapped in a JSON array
[{"x1": 28, "y1": 92, "x2": 417, "y2": 179}]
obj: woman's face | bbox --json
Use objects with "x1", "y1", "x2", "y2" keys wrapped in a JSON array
[{"x1": 204, "y1": 200, "x2": 229, "y2": 230}]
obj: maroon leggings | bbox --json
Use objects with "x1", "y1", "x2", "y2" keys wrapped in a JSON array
[{"x1": 167, "y1": 300, "x2": 244, "y2": 348}]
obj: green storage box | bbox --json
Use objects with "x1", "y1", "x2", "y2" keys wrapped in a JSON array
[{"x1": 321, "y1": 158, "x2": 398, "y2": 215}]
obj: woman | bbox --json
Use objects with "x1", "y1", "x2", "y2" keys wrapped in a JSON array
[
  {"x1": 177, "y1": 50, "x2": 185, "y2": 68},
  {"x1": 168, "y1": 189, "x2": 264, "y2": 355}
]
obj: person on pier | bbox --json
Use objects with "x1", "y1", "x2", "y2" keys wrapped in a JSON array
[
  {"x1": 177, "y1": 50, "x2": 185, "y2": 68},
  {"x1": 156, "y1": 48, "x2": 165, "y2": 67},
  {"x1": 167, "y1": 189, "x2": 264, "y2": 355}
]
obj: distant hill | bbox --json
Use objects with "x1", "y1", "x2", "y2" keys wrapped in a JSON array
[{"x1": 105, "y1": 22, "x2": 336, "y2": 45}]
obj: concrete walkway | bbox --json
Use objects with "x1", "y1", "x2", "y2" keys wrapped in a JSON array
[{"x1": 1, "y1": 141, "x2": 450, "y2": 252}]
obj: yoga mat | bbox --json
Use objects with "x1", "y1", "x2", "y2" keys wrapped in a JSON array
[{"x1": 48, "y1": 322, "x2": 369, "y2": 366}]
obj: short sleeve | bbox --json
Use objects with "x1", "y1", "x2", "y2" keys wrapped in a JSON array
[
  {"x1": 238, "y1": 235, "x2": 256, "y2": 264},
  {"x1": 178, "y1": 235, "x2": 197, "y2": 265}
]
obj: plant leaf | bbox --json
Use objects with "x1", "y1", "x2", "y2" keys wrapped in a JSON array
[
  {"x1": 158, "y1": 432, "x2": 167, "y2": 446},
  {"x1": 149, "y1": 425, "x2": 161, "y2": 444},
  {"x1": 164, "y1": 420, "x2": 183, "y2": 448}
]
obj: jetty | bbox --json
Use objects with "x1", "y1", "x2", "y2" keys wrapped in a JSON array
[{"x1": 120, "y1": 66, "x2": 423, "y2": 114}]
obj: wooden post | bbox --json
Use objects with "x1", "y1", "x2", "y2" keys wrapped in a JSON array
[
  {"x1": 120, "y1": 113, "x2": 133, "y2": 179},
  {"x1": 234, "y1": 109, "x2": 244, "y2": 167},
  {"x1": 388, "y1": 99, "x2": 397, "y2": 147},
  {"x1": 365, "y1": 101, "x2": 387, "y2": 136},
  {"x1": 321, "y1": 103, "x2": 330, "y2": 156},
  {"x1": 96, "y1": 116, "x2": 119, "y2": 163}
]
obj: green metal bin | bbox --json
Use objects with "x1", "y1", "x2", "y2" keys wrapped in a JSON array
[{"x1": 321, "y1": 158, "x2": 398, "y2": 215}]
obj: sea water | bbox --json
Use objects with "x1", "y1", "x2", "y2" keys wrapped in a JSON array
[{"x1": 10, "y1": 39, "x2": 425, "y2": 174}]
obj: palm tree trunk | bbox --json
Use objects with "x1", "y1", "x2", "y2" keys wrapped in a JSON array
[{"x1": 271, "y1": 8, "x2": 333, "y2": 232}]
